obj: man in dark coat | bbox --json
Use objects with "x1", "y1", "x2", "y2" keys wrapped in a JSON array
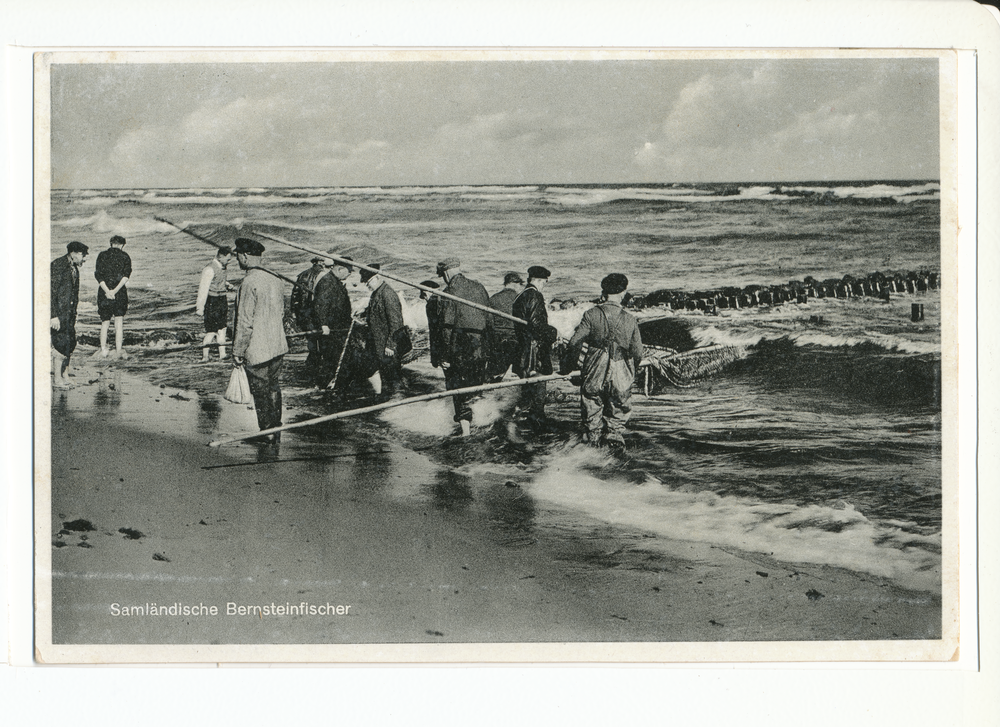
[
  {"x1": 420, "y1": 280, "x2": 446, "y2": 369},
  {"x1": 311, "y1": 255, "x2": 354, "y2": 390},
  {"x1": 437, "y1": 259, "x2": 490, "y2": 436},
  {"x1": 511, "y1": 265, "x2": 558, "y2": 426},
  {"x1": 50, "y1": 241, "x2": 89, "y2": 388},
  {"x1": 564, "y1": 273, "x2": 644, "y2": 448},
  {"x1": 486, "y1": 271, "x2": 524, "y2": 382},
  {"x1": 290, "y1": 256, "x2": 326, "y2": 375},
  {"x1": 361, "y1": 264, "x2": 406, "y2": 396},
  {"x1": 94, "y1": 235, "x2": 132, "y2": 358}
]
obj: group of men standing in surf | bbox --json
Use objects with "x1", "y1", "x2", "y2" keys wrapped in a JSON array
[{"x1": 51, "y1": 235, "x2": 645, "y2": 450}]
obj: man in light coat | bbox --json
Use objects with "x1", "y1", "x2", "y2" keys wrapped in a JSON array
[
  {"x1": 232, "y1": 238, "x2": 289, "y2": 443},
  {"x1": 564, "y1": 273, "x2": 644, "y2": 448}
]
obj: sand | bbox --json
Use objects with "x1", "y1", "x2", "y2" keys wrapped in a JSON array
[{"x1": 39, "y1": 350, "x2": 944, "y2": 662}]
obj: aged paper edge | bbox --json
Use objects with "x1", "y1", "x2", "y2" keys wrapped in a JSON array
[{"x1": 30, "y1": 46, "x2": 966, "y2": 665}]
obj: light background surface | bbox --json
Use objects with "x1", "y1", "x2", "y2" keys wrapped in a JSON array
[{"x1": 3, "y1": 0, "x2": 998, "y2": 724}]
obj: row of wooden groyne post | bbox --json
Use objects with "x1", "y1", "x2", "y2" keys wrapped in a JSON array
[{"x1": 627, "y1": 270, "x2": 939, "y2": 318}]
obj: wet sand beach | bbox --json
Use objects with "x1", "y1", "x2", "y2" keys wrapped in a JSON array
[{"x1": 41, "y1": 351, "x2": 943, "y2": 659}]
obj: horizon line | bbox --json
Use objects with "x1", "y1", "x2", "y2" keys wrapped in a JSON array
[{"x1": 52, "y1": 179, "x2": 942, "y2": 192}]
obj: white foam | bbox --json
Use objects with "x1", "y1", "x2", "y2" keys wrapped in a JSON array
[
  {"x1": 53, "y1": 210, "x2": 177, "y2": 236},
  {"x1": 526, "y1": 447, "x2": 940, "y2": 593},
  {"x1": 380, "y1": 398, "x2": 457, "y2": 436},
  {"x1": 379, "y1": 386, "x2": 518, "y2": 436},
  {"x1": 782, "y1": 182, "x2": 940, "y2": 199}
]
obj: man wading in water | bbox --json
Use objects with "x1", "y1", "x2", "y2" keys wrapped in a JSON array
[
  {"x1": 563, "y1": 273, "x2": 643, "y2": 449},
  {"x1": 512, "y1": 265, "x2": 558, "y2": 429},
  {"x1": 437, "y1": 259, "x2": 490, "y2": 437}
]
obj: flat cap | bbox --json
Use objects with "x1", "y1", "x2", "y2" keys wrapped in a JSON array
[
  {"x1": 527, "y1": 265, "x2": 551, "y2": 280},
  {"x1": 503, "y1": 271, "x2": 524, "y2": 285},
  {"x1": 110, "y1": 235, "x2": 126, "y2": 246},
  {"x1": 359, "y1": 263, "x2": 381, "y2": 283},
  {"x1": 234, "y1": 238, "x2": 265, "y2": 256},
  {"x1": 66, "y1": 241, "x2": 89, "y2": 254},
  {"x1": 601, "y1": 273, "x2": 629, "y2": 295}
]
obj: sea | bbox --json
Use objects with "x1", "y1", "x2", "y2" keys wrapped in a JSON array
[{"x1": 49, "y1": 182, "x2": 944, "y2": 596}]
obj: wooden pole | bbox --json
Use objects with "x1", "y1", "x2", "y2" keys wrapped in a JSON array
[
  {"x1": 154, "y1": 216, "x2": 309, "y2": 292},
  {"x1": 327, "y1": 318, "x2": 356, "y2": 392},
  {"x1": 209, "y1": 373, "x2": 573, "y2": 447},
  {"x1": 144, "y1": 330, "x2": 335, "y2": 354},
  {"x1": 251, "y1": 229, "x2": 529, "y2": 327}
]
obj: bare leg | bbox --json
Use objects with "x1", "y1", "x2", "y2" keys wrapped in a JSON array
[
  {"x1": 216, "y1": 327, "x2": 228, "y2": 359},
  {"x1": 99, "y1": 320, "x2": 111, "y2": 355},
  {"x1": 368, "y1": 371, "x2": 382, "y2": 395},
  {"x1": 113, "y1": 316, "x2": 125, "y2": 355},
  {"x1": 460, "y1": 420, "x2": 471, "y2": 437},
  {"x1": 201, "y1": 332, "x2": 215, "y2": 362},
  {"x1": 52, "y1": 350, "x2": 71, "y2": 387}
]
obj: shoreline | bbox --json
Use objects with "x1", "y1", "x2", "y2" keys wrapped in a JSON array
[{"x1": 40, "y1": 349, "x2": 944, "y2": 658}]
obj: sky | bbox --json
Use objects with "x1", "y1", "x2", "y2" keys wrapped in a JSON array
[{"x1": 48, "y1": 57, "x2": 941, "y2": 188}]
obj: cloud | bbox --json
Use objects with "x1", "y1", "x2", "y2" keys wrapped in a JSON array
[
  {"x1": 73, "y1": 59, "x2": 937, "y2": 187},
  {"x1": 109, "y1": 94, "x2": 389, "y2": 186},
  {"x1": 634, "y1": 61, "x2": 937, "y2": 181}
]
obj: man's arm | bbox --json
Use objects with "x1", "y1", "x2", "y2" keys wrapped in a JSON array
[
  {"x1": 195, "y1": 265, "x2": 214, "y2": 315},
  {"x1": 385, "y1": 289, "x2": 405, "y2": 356},
  {"x1": 50, "y1": 261, "x2": 68, "y2": 328},
  {"x1": 628, "y1": 318, "x2": 644, "y2": 371},
  {"x1": 563, "y1": 310, "x2": 593, "y2": 373},
  {"x1": 525, "y1": 290, "x2": 548, "y2": 333},
  {"x1": 94, "y1": 252, "x2": 111, "y2": 293},
  {"x1": 231, "y1": 284, "x2": 256, "y2": 362}
]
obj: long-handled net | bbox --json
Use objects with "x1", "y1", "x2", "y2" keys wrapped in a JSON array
[{"x1": 639, "y1": 344, "x2": 748, "y2": 392}]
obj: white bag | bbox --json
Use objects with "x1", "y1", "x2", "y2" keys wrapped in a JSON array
[{"x1": 225, "y1": 365, "x2": 253, "y2": 405}]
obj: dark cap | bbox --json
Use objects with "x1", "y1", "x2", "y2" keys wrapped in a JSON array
[
  {"x1": 66, "y1": 241, "x2": 89, "y2": 254},
  {"x1": 234, "y1": 238, "x2": 265, "y2": 256},
  {"x1": 311, "y1": 256, "x2": 324, "y2": 264},
  {"x1": 601, "y1": 273, "x2": 629, "y2": 295},
  {"x1": 334, "y1": 255, "x2": 354, "y2": 273},
  {"x1": 503, "y1": 271, "x2": 524, "y2": 285},
  {"x1": 419, "y1": 280, "x2": 439, "y2": 299},
  {"x1": 527, "y1": 265, "x2": 551, "y2": 280},
  {"x1": 110, "y1": 235, "x2": 126, "y2": 246},
  {"x1": 359, "y1": 263, "x2": 381, "y2": 283}
]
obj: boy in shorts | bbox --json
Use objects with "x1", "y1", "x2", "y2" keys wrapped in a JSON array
[{"x1": 95, "y1": 235, "x2": 132, "y2": 358}]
